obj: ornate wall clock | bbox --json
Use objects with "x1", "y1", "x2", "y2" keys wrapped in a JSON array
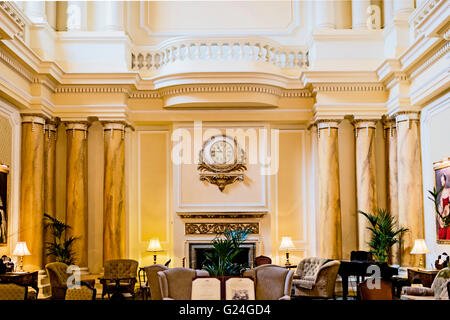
[{"x1": 198, "y1": 135, "x2": 247, "y2": 192}]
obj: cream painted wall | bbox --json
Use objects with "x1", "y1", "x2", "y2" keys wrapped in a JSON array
[
  {"x1": 421, "y1": 93, "x2": 450, "y2": 266},
  {"x1": 131, "y1": 123, "x2": 315, "y2": 268}
]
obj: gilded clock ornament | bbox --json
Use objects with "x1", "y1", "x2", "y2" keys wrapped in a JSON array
[{"x1": 198, "y1": 135, "x2": 247, "y2": 192}]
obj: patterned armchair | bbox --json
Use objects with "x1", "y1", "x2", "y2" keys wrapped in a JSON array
[
  {"x1": 0, "y1": 283, "x2": 27, "y2": 300},
  {"x1": 45, "y1": 262, "x2": 70, "y2": 300},
  {"x1": 142, "y1": 264, "x2": 168, "y2": 300},
  {"x1": 157, "y1": 267, "x2": 209, "y2": 300},
  {"x1": 65, "y1": 281, "x2": 96, "y2": 300},
  {"x1": 243, "y1": 264, "x2": 294, "y2": 300},
  {"x1": 292, "y1": 257, "x2": 341, "y2": 299},
  {"x1": 401, "y1": 267, "x2": 450, "y2": 300},
  {"x1": 100, "y1": 259, "x2": 138, "y2": 299}
]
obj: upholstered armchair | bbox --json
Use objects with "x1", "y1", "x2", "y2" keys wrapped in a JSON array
[
  {"x1": 45, "y1": 262, "x2": 70, "y2": 300},
  {"x1": 100, "y1": 259, "x2": 139, "y2": 299},
  {"x1": 243, "y1": 264, "x2": 294, "y2": 300},
  {"x1": 65, "y1": 281, "x2": 96, "y2": 300},
  {"x1": 292, "y1": 258, "x2": 341, "y2": 299},
  {"x1": 157, "y1": 267, "x2": 209, "y2": 300},
  {"x1": 401, "y1": 267, "x2": 450, "y2": 300},
  {"x1": 0, "y1": 283, "x2": 27, "y2": 300},
  {"x1": 142, "y1": 264, "x2": 168, "y2": 300}
]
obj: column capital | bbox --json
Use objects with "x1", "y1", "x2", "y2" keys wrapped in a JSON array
[
  {"x1": 21, "y1": 114, "x2": 47, "y2": 125},
  {"x1": 316, "y1": 120, "x2": 341, "y2": 130},
  {"x1": 353, "y1": 119, "x2": 378, "y2": 130},
  {"x1": 65, "y1": 122, "x2": 89, "y2": 132},
  {"x1": 394, "y1": 111, "x2": 420, "y2": 122},
  {"x1": 101, "y1": 120, "x2": 135, "y2": 131},
  {"x1": 383, "y1": 118, "x2": 397, "y2": 130}
]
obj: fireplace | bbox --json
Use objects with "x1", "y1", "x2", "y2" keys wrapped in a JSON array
[{"x1": 189, "y1": 242, "x2": 256, "y2": 269}]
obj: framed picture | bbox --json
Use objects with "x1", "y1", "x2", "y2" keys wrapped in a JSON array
[
  {"x1": 191, "y1": 277, "x2": 221, "y2": 300},
  {"x1": 0, "y1": 165, "x2": 8, "y2": 246},
  {"x1": 225, "y1": 277, "x2": 255, "y2": 300},
  {"x1": 433, "y1": 159, "x2": 450, "y2": 244}
]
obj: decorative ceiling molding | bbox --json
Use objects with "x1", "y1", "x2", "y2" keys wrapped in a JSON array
[
  {"x1": 0, "y1": 1, "x2": 27, "y2": 40},
  {"x1": 128, "y1": 84, "x2": 312, "y2": 99},
  {"x1": 0, "y1": 45, "x2": 34, "y2": 82},
  {"x1": 410, "y1": 41, "x2": 450, "y2": 79},
  {"x1": 55, "y1": 86, "x2": 130, "y2": 94},
  {"x1": 312, "y1": 83, "x2": 386, "y2": 93}
]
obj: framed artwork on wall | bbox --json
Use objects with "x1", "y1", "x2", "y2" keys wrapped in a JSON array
[
  {"x1": 0, "y1": 165, "x2": 8, "y2": 246},
  {"x1": 434, "y1": 159, "x2": 450, "y2": 244}
]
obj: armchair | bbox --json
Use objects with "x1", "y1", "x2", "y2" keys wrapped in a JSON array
[
  {"x1": 142, "y1": 264, "x2": 168, "y2": 300},
  {"x1": 45, "y1": 262, "x2": 70, "y2": 300},
  {"x1": 254, "y1": 255, "x2": 272, "y2": 267},
  {"x1": 100, "y1": 259, "x2": 138, "y2": 299},
  {"x1": 0, "y1": 283, "x2": 27, "y2": 300},
  {"x1": 157, "y1": 267, "x2": 209, "y2": 300},
  {"x1": 401, "y1": 267, "x2": 450, "y2": 300},
  {"x1": 65, "y1": 281, "x2": 96, "y2": 300},
  {"x1": 243, "y1": 264, "x2": 294, "y2": 300},
  {"x1": 292, "y1": 257, "x2": 340, "y2": 299}
]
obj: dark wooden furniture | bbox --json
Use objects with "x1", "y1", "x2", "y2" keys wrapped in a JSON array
[
  {"x1": 447, "y1": 282, "x2": 450, "y2": 299},
  {"x1": 138, "y1": 267, "x2": 149, "y2": 300},
  {"x1": 0, "y1": 271, "x2": 39, "y2": 298},
  {"x1": 407, "y1": 268, "x2": 439, "y2": 288},
  {"x1": 391, "y1": 275, "x2": 410, "y2": 298},
  {"x1": 358, "y1": 279, "x2": 393, "y2": 300},
  {"x1": 338, "y1": 260, "x2": 398, "y2": 300},
  {"x1": 254, "y1": 255, "x2": 272, "y2": 266},
  {"x1": 99, "y1": 277, "x2": 137, "y2": 300}
]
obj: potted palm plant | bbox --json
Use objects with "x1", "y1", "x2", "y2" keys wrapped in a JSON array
[
  {"x1": 358, "y1": 209, "x2": 409, "y2": 263},
  {"x1": 43, "y1": 213, "x2": 78, "y2": 265},
  {"x1": 202, "y1": 227, "x2": 252, "y2": 277}
]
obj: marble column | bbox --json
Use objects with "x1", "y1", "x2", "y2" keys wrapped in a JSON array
[
  {"x1": 314, "y1": 0, "x2": 336, "y2": 30},
  {"x1": 103, "y1": 123, "x2": 126, "y2": 262},
  {"x1": 317, "y1": 121, "x2": 342, "y2": 259},
  {"x1": 65, "y1": 123, "x2": 88, "y2": 267},
  {"x1": 396, "y1": 112, "x2": 424, "y2": 267},
  {"x1": 20, "y1": 115, "x2": 45, "y2": 271},
  {"x1": 43, "y1": 121, "x2": 57, "y2": 264},
  {"x1": 384, "y1": 120, "x2": 400, "y2": 265},
  {"x1": 352, "y1": 0, "x2": 371, "y2": 29},
  {"x1": 355, "y1": 120, "x2": 378, "y2": 251}
]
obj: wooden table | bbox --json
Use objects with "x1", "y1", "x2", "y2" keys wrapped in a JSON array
[
  {"x1": 0, "y1": 271, "x2": 39, "y2": 297},
  {"x1": 407, "y1": 268, "x2": 439, "y2": 287},
  {"x1": 338, "y1": 261, "x2": 398, "y2": 300}
]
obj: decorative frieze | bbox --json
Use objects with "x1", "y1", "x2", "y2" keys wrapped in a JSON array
[
  {"x1": 0, "y1": 46, "x2": 34, "y2": 82},
  {"x1": 313, "y1": 83, "x2": 386, "y2": 93},
  {"x1": 185, "y1": 223, "x2": 259, "y2": 235}
]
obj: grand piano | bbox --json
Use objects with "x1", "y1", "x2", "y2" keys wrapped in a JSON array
[{"x1": 337, "y1": 252, "x2": 399, "y2": 300}]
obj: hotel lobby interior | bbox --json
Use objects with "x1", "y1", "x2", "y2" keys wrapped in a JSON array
[{"x1": 0, "y1": 0, "x2": 449, "y2": 303}]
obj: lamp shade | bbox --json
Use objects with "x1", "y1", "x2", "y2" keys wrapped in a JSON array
[
  {"x1": 410, "y1": 239, "x2": 430, "y2": 254},
  {"x1": 279, "y1": 236, "x2": 295, "y2": 250},
  {"x1": 13, "y1": 242, "x2": 31, "y2": 256},
  {"x1": 146, "y1": 238, "x2": 163, "y2": 252}
]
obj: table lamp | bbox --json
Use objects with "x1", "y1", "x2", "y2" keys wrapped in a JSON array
[
  {"x1": 13, "y1": 242, "x2": 31, "y2": 273},
  {"x1": 410, "y1": 239, "x2": 430, "y2": 269},
  {"x1": 147, "y1": 238, "x2": 163, "y2": 264},
  {"x1": 279, "y1": 236, "x2": 295, "y2": 266}
]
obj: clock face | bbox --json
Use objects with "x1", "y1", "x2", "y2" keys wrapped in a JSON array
[{"x1": 210, "y1": 140, "x2": 234, "y2": 164}]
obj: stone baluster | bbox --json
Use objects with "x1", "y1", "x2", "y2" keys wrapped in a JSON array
[
  {"x1": 20, "y1": 115, "x2": 45, "y2": 271},
  {"x1": 103, "y1": 123, "x2": 126, "y2": 261},
  {"x1": 24, "y1": 1, "x2": 47, "y2": 23},
  {"x1": 393, "y1": 0, "x2": 415, "y2": 16},
  {"x1": 317, "y1": 121, "x2": 342, "y2": 259},
  {"x1": 383, "y1": 0, "x2": 394, "y2": 28},
  {"x1": 65, "y1": 122, "x2": 88, "y2": 267}
]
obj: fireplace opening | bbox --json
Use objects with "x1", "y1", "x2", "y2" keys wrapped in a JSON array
[{"x1": 189, "y1": 242, "x2": 256, "y2": 269}]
